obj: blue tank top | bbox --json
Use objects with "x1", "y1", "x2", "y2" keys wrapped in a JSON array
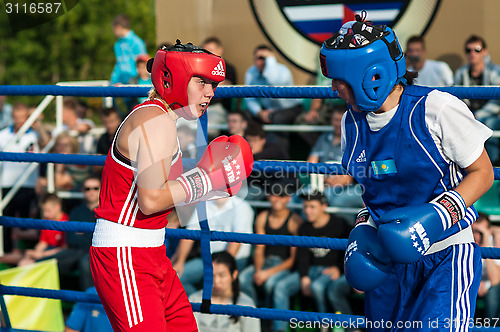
[{"x1": 342, "y1": 85, "x2": 477, "y2": 240}]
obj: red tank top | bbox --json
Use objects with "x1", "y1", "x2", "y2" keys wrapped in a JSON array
[{"x1": 95, "y1": 99, "x2": 184, "y2": 229}]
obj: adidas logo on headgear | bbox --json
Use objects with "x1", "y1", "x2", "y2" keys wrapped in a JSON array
[{"x1": 212, "y1": 61, "x2": 225, "y2": 77}]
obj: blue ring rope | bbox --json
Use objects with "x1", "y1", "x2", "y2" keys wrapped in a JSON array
[
  {"x1": 3, "y1": 152, "x2": 500, "y2": 179},
  {"x1": 0, "y1": 216, "x2": 499, "y2": 259},
  {"x1": 2, "y1": 285, "x2": 500, "y2": 331},
  {"x1": 2, "y1": 85, "x2": 500, "y2": 99}
]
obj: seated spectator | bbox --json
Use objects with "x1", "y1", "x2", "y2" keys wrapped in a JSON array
[
  {"x1": 43, "y1": 175, "x2": 100, "y2": 290},
  {"x1": 239, "y1": 183, "x2": 302, "y2": 309},
  {"x1": 245, "y1": 45, "x2": 303, "y2": 151},
  {"x1": 227, "y1": 109, "x2": 249, "y2": 137},
  {"x1": 36, "y1": 133, "x2": 92, "y2": 195},
  {"x1": 60, "y1": 97, "x2": 96, "y2": 154},
  {"x1": 96, "y1": 107, "x2": 122, "y2": 155},
  {"x1": 454, "y1": 35, "x2": 500, "y2": 164},
  {"x1": 405, "y1": 35, "x2": 454, "y2": 87},
  {"x1": 296, "y1": 106, "x2": 363, "y2": 222},
  {"x1": 130, "y1": 54, "x2": 152, "y2": 104},
  {"x1": 189, "y1": 251, "x2": 261, "y2": 332},
  {"x1": 0, "y1": 102, "x2": 40, "y2": 253},
  {"x1": 245, "y1": 122, "x2": 288, "y2": 160},
  {"x1": 272, "y1": 191, "x2": 350, "y2": 332},
  {"x1": 64, "y1": 286, "x2": 113, "y2": 332},
  {"x1": 244, "y1": 45, "x2": 302, "y2": 125},
  {"x1": 172, "y1": 196, "x2": 254, "y2": 295},
  {"x1": 473, "y1": 213, "x2": 500, "y2": 319},
  {"x1": 18, "y1": 194, "x2": 68, "y2": 266},
  {"x1": 245, "y1": 122, "x2": 290, "y2": 201}
]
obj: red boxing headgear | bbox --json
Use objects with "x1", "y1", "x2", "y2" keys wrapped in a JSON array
[{"x1": 148, "y1": 40, "x2": 226, "y2": 119}]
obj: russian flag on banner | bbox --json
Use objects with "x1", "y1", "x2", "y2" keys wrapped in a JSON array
[{"x1": 279, "y1": 1, "x2": 406, "y2": 43}]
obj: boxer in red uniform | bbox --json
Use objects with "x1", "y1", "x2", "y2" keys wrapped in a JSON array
[{"x1": 90, "y1": 40, "x2": 254, "y2": 332}]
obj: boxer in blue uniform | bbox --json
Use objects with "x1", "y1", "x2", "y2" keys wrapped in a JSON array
[{"x1": 320, "y1": 13, "x2": 494, "y2": 331}]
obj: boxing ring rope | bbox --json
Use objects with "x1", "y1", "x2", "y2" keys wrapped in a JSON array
[
  {"x1": 3, "y1": 84, "x2": 500, "y2": 99},
  {"x1": 2, "y1": 85, "x2": 500, "y2": 331}
]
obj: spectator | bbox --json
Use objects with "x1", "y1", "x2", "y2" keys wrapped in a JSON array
[
  {"x1": 227, "y1": 110, "x2": 249, "y2": 137},
  {"x1": 0, "y1": 102, "x2": 39, "y2": 253},
  {"x1": 472, "y1": 213, "x2": 500, "y2": 319},
  {"x1": 18, "y1": 194, "x2": 68, "y2": 266},
  {"x1": 130, "y1": 54, "x2": 152, "y2": 104},
  {"x1": 64, "y1": 287, "x2": 113, "y2": 332},
  {"x1": 0, "y1": 95, "x2": 13, "y2": 129},
  {"x1": 189, "y1": 251, "x2": 261, "y2": 332},
  {"x1": 110, "y1": 14, "x2": 147, "y2": 85},
  {"x1": 61, "y1": 97, "x2": 94, "y2": 135},
  {"x1": 454, "y1": 35, "x2": 500, "y2": 164},
  {"x1": 96, "y1": 107, "x2": 122, "y2": 155},
  {"x1": 239, "y1": 184, "x2": 302, "y2": 309},
  {"x1": 36, "y1": 133, "x2": 92, "y2": 194},
  {"x1": 60, "y1": 97, "x2": 95, "y2": 154},
  {"x1": 44, "y1": 175, "x2": 100, "y2": 290},
  {"x1": 172, "y1": 196, "x2": 254, "y2": 295},
  {"x1": 244, "y1": 122, "x2": 290, "y2": 201},
  {"x1": 405, "y1": 35, "x2": 454, "y2": 87},
  {"x1": 244, "y1": 45, "x2": 302, "y2": 125},
  {"x1": 299, "y1": 106, "x2": 363, "y2": 222},
  {"x1": 272, "y1": 191, "x2": 350, "y2": 332},
  {"x1": 245, "y1": 122, "x2": 288, "y2": 160}
]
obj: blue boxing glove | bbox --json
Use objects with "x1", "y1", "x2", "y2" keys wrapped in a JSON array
[
  {"x1": 378, "y1": 190, "x2": 466, "y2": 264},
  {"x1": 344, "y1": 208, "x2": 393, "y2": 291}
]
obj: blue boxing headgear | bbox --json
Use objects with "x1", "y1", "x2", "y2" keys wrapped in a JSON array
[{"x1": 319, "y1": 15, "x2": 406, "y2": 112}]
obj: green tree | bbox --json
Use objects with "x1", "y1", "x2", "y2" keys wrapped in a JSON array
[{"x1": 0, "y1": 0, "x2": 156, "y2": 86}]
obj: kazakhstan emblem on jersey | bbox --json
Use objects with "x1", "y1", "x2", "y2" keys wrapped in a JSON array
[{"x1": 371, "y1": 159, "x2": 397, "y2": 175}]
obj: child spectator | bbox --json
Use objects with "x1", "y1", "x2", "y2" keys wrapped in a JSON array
[
  {"x1": 43, "y1": 176, "x2": 100, "y2": 290},
  {"x1": 18, "y1": 194, "x2": 68, "y2": 266},
  {"x1": 130, "y1": 54, "x2": 152, "y2": 104},
  {"x1": 110, "y1": 14, "x2": 147, "y2": 85}
]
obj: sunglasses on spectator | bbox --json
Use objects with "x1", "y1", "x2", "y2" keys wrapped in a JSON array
[
  {"x1": 465, "y1": 46, "x2": 483, "y2": 54},
  {"x1": 83, "y1": 187, "x2": 99, "y2": 191},
  {"x1": 255, "y1": 56, "x2": 266, "y2": 60}
]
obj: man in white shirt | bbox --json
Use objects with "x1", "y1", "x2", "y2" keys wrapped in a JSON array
[
  {"x1": 0, "y1": 102, "x2": 39, "y2": 252},
  {"x1": 172, "y1": 196, "x2": 254, "y2": 295},
  {"x1": 405, "y1": 35, "x2": 454, "y2": 87}
]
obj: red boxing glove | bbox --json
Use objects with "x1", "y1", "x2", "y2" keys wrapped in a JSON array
[{"x1": 177, "y1": 135, "x2": 254, "y2": 203}]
